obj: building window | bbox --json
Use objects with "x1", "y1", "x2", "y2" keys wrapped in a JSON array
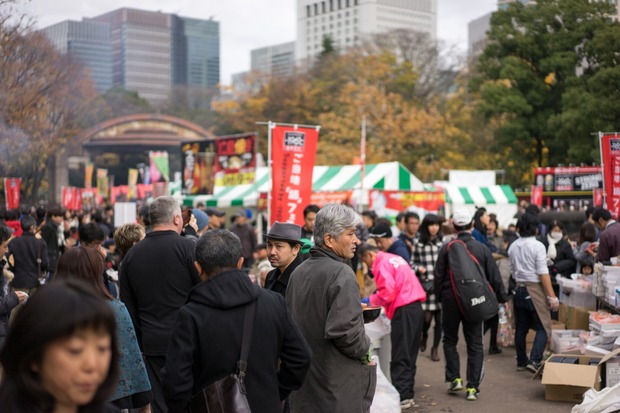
[
  {"x1": 314, "y1": 3, "x2": 318, "y2": 15},
  {"x1": 330, "y1": 0, "x2": 334, "y2": 11},
  {"x1": 346, "y1": 0, "x2": 350, "y2": 7},
  {"x1": 307, "y1": 5, "x2": 311, "y2": 17},
  {"x1": 354, "y1": 0, "x2": 358, "y2": 4},
  {"x1": 338, "y1": 0, "x2": 342, "y2": 9},
  {"x1": 346, "y1": 11, "x2": 349, "y2": 16},
  {"x1": 322, "y1": 1, "x2": 326, "y2": 13}
]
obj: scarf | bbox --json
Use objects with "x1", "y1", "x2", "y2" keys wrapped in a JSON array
[{"x1": 547, "y1": 232, "x2": 562, "y2": 260}]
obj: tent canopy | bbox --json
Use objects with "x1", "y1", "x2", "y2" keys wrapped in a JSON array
[
  {"x1": 182, "y1": 162, "x2": 424, "y2": 208},
  {"x1": 443, "y1": 184, "x2": 518, "y2": 228}
]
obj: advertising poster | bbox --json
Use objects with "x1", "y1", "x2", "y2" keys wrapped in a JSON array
[
  {"x1": 369, "y1": 190, "x2": 445, "y2": 217},
  {"x1": 531, "y1": 185, "x2": 543, "y2": 208},
  {"x1": 270, "y1": 126, "x2": 319, "y2": 226},
  {"x1": 600, "y1": 134, "x2": 620, "y2": 218},
  {"x1": 181, "y1": 140, "x2": 216, "y2": 195},
  {"x1": 96, "y1": 169, "x2": 108, "y2": 200},
  {"x1": 84, "y1": 163, "x2": 94, "y2": 189}
]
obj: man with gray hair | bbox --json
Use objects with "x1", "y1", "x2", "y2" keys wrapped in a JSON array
[
  {"x1": 120, "y1": 196, "x2": 201, "y2": 413},
  {"x1": 162, "y1": 229, "x2": 311, "y2": 412},
  {"x1": 286, "y1": 203, "x2": 376, "y2": 413}
]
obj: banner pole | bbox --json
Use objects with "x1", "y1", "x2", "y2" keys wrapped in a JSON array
[
  {"x1": 267, "y1": 121, "x2": 273, "y2": 228},
  {"x1": 599, "y1": 131, "x2": 606, "y2": 209},
  {"x1": 359, "y1": 116, "x2": 366, "y2": 212}
]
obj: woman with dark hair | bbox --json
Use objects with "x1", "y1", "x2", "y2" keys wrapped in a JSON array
[
  {"x1": 539, "y1": 221, "x2": 577, "y2": 279},
  {"x1": 412, "y1": 214, "x2": 443, "y2": 362},
  {"x1": 55, "y1": 247, "x2": 153, "y2": 413},
  {"x1": 573, "y1": 222, "x2": 598, "y2": 273},
  {"x1": 0, "y1": 279, "x2": 120, "y2": 413},
  {"x1": 472, "y1": 207, "x2": 498, "y2": 253}
]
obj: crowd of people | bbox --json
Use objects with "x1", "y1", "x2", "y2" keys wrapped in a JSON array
[{"x1": 0, "y1": 198, "x2": 619, "y2": 413}]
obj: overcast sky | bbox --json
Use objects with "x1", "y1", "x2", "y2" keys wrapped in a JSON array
[{"x1": 24, "y1": 0, "x2": 498, "y2": 85}]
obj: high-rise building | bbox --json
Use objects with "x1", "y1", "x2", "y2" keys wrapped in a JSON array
[
  {"x1": 468, "y1": 12, "x2": 492, "y2": 58},
  {"x1": 42, "y1": 8, "x2": 221, "y2": 106},
  {"x1": 91, "y1": 8, "x2": 173, "y2": 105},
  {"x1": 251, "y1": 41, "x2": 296, "y2": 78},
  {"x1": 296, "y1": 0, "x2": 437, "y2": 62},
  {"x1": 172, "y1": 16, "x2": 220, "y2": 89},
  {"x1": 40, "y1": 20, "x2": 113, "y2": 93}
]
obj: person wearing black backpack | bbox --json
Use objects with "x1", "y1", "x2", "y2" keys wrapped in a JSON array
[{"x1": 434, "y1": 209, "x2": 507, "y2": 402}]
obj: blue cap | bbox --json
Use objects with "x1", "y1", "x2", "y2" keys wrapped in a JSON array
[{"x1": 193, "y1": 209, "x2": 209, "y2": 231}]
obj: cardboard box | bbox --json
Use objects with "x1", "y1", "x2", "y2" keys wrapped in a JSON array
[
  {"x1": 542, "y1": 348, "x2": 620, "y2": 402},
  {"x1": 559, "y1": 303, "x2": 591, "y2": 331},
  {"x1": 603, "y1": 355, "x2": 620, "y2": 387}
]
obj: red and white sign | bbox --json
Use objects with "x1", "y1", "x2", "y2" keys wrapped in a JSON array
[
  {"x1": 601, "y1": 134, "x2": 620, "y2": 219},
  {"x1": 531, "y1": 185, "x2": 543, "y2": 208},
  {"x1": 4, "y1": 178, "x2": 20, "y2": 210},
  {"x1": 270, "y1": 125, "x2": 319, "y2": 226}
]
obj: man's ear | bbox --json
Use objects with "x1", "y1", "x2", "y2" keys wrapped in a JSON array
[{"x1": 237, "y1": 256, "x2": 244, "y2": 269}]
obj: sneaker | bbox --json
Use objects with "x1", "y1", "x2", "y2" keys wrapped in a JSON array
[
  {"x1": 516, "y1": 364, "x2": 527, "y2": 371},
  {"x1": 447, "y1": 378, "x2": 464, "y2": 392},
  {"x1": 466, "y1": 387, "x2": 479, "y2": 401},
  {"x1": 526, "y1": 361, "x2": 542, "y2": 373},
  {"x1": 400, "y1": 398, "x2": 414, "y2": 410}
]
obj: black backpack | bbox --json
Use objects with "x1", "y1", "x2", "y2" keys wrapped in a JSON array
[{"x1": 447, "y1": 239, "x2": 499, "y2": 323}]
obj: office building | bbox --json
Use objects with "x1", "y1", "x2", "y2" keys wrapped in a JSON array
[
  {"x1": 42, "y1": 8, "x2": 221, "y2": 106},
  {"x1": 173, "y1": 16, "x2": 220, "y2": 89},
  {"x1": 296, "y1": 0, "x2": 437, "y2": 61},
  {"x1": 251, "y1": 41, "x2": 296, "y2": 78},
  {"x1": 40, "y1": 20, "x2": 113, "y2": 93},
  {"x1": 468, "y1": 12, "x2": 492, "y2": 58}
]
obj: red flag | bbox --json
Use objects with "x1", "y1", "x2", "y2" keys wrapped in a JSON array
[
  {"x1": 601, "y1": 134, "x2": 620, "y2": 218},
  {"x1": 270, "y1": 125, "x2": 319, "y2": 226},
  {"x1": 4, "y1": 178, "x2": 20, "y2": 210},
  {"x1": 593, "y1": 188, "x2": 604, "y2": 207},
  {"x1": 530, "y1": 185, "x2": 543, "y2": 208}
]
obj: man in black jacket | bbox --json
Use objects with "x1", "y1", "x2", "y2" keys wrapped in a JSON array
[
  {"x1": 434, "y1": 209, "x2": 507, "y2": 402},
  {"x1": 8, "y1": 216, "x2": 48, "y2": 294},
  {"x1": 264, "y1": 222, "x2": 304, "y2": 297},
  {"x1": 120, "y1": 196, "x2": 200, "y2": 413},
  {"x1": 162, "y1": 229, "x2": 312, "y2": 412}
]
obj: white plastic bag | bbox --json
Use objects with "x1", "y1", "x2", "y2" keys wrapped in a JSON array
[
  {"x1": 571, "y1": 383, "x2": 620, "y2": 413},
  {"x1": 370, "y1": 356, "x2": 400, "y2": 413}
]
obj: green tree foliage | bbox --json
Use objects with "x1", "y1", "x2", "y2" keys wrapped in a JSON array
[{"x1": 472, "y1": 0, "x2": 618, "y2": 186}]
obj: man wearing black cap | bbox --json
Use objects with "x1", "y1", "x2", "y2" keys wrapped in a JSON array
[
  {"x1": 369, "y1": 221, "x2": 411, "y2": 263},
  {"x1": 264, "y1": 222, "x2": 303, "y2": 297},
  {"x1": 205, "y1": 208, "x2": 225, "y2": 230}
]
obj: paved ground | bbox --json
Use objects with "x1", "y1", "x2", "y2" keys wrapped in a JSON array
[{"x1": 407, "y1": 343, "x2": 576, "y2": 412}]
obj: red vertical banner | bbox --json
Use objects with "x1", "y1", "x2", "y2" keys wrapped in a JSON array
[
  {"x1": 4, "y1": 178, "x2": 20, "y2": 210},
  {"x1": 530, "y1": 185, "x2": 543, "y2": 208},
  {"x1": 270, "y1": 125, "x2": 319, "y2": 226},
  {"x1": 593, "y1": 188, "x2": 604, "y2": 207},
  {"x1": 601, "y1": 134, "x2": 620, "y2": 218}
]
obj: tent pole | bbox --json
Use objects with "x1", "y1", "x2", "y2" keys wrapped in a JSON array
[{"x1": 359, "y1": 115, "x2": 366, "y2": 213}]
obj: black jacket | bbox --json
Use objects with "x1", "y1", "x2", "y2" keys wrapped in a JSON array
[
  {"x1": 8, "y1": 232, "x2": 48, "y2": 289},
  {"x1": 162, "y1": 269, "x2": 312, "y2": 413},
  {"x1": 40, "y1": 220, "x2": 61, "y2": 273},
  {"x1": 264, "y1": 254, "x2": 303, "y2": 297},
  {"x1": 539, "y1": 237, "x2": 577, "y2": 278},
  {"x1": 119, "y1": 230, "x2": 200, "y2": 356},
  {"x1": 434, "y1": 232, "x2": 508, "y2": 304},
  {"x1": 0, "y1": 260, "x2": 19, "y2": 346}
]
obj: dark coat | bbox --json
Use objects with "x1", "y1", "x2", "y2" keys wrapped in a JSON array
[
  {"x1": 8, "y1": 232, "x2": 48, "y2": 289},
  {"x1": 264, "y1": 254, "x2": 303, "y2": 297},
  {"x1": 597, "y1": 221, "x2": 620, "y2": 263},
  {"x1": 286, "y1": 246, "x2": 376, "y2": 413},
  {"x1": 162, "y1": 269, "x2": 311, "y2": 413},
  {"x1": 387, "y1": 238, "x2": 411, "y2": 263},
  {"x1": 119, "y1": 230, "x2": 200, "y2": 356},
  {"x1": 434, "y1": 232, "x2": 507, "y2": 304},
  {"x1": 0, "y1": 262, "x2": 19, "y2": 346},
  {"x1": 539, "y1": 237, "x2": 577, "y2": 277},
  {"x1": 40, "y1": 220, "x2": 61, "y2": 273}
]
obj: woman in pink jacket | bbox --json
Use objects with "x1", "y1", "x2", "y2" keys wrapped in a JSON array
[{"x1": 360, "y1": 243, "x2": 426, "y2": 410}]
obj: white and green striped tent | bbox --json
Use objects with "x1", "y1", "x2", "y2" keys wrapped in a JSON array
[
  {"x1": 443, "y1": 184, "x2": 518, "y2": 228},
  {"x1": 180, "y1": 162, "x2": 424, "y2": 208}
]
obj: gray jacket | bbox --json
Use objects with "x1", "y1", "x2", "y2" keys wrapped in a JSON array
[{"x1": 286, "y1": 246, "x2": 376, "y2": 413}]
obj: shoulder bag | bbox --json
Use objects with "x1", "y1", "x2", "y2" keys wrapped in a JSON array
[{"x1": 189, "y1": 300, "x2": 257, "y2": 413}]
